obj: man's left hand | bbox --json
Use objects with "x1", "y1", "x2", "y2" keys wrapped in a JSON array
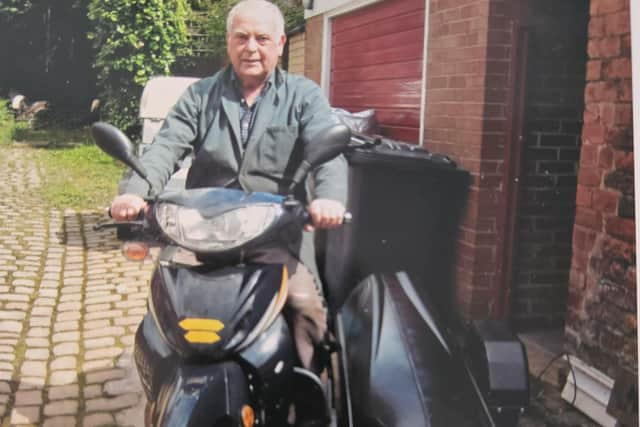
[{"x1": 305, "y1": 199, "x2": 346, "y2": 232}]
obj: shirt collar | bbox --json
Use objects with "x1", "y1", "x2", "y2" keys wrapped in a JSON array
[{"x1": 230, "y1": 69, "x2": 276, "y2": 100}]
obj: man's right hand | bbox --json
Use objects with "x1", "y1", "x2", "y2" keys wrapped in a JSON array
[{"x1": 110, "y1": 194, "x2": 147, "y2": 221}]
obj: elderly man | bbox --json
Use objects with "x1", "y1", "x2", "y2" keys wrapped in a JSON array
[{"x1": 110, "y1": 0, "x2": 347, "y2": 372}]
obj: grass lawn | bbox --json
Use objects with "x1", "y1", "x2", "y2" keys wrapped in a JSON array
[{"x1": 0, "y1": 100, "x2": 125, "y2": 210}]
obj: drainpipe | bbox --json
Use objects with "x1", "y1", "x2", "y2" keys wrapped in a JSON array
[
  {"x1": 418, "y1": 0, "x2": 431, "y2": 146},
  {"x1": 631, "y1": 0, "x2": 640, "y2": 357}
]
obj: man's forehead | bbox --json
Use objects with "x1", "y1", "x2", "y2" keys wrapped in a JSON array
[{"x1": 229, "y1": 7, "x2": 279, "y2": 32}]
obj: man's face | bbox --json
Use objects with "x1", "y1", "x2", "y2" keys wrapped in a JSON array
[{"x1": 226, "y1": 9, "x2": 286, "y2": 86}]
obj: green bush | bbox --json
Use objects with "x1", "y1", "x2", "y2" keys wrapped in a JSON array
[{"x1": 88, "y1": 0, "x2": 191, "y2": 138}]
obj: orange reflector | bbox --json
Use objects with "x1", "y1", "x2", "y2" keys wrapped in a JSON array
[
  {"x1": 122, "y1": 241, "x2": 149, "y2": 261},
  {"x1": 241, "y1": 405, "x2": 255, "y2": 427}
]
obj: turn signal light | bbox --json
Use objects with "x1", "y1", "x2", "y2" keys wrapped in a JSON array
[
  {"x1": 241, "y1": 405, "x2": 255, "y2": 427},
  {"x1": 122, "y1": 241, "x2": 149, "y2": 261}
]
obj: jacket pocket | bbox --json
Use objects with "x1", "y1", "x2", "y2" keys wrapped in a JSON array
[{"x1": 256, "y1": 125, "x2": 300, "y2": 178}]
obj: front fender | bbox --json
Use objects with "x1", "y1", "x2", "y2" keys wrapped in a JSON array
[{"x1": 152, "y1": 361, "x2": 251, "y2": 427}]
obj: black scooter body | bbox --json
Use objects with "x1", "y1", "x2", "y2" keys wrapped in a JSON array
[
  {"x1": 336, "y1": 272, "x2": 495, "y2": 427},
  {"x1": 135, "y1": 261, "x2": 297, "y2": 426}
]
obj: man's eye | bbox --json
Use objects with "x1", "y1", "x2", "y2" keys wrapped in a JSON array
[{"x1": 257, "y1": 36, "x2": 270, "y2": 44}]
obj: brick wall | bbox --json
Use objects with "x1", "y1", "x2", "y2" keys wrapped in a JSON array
[
  {"x1": 424, "y1": 0, "x2": 515, "y2": 318},
  {"x1": 304, "y1": 15, "x2": 324, "y2": 84},
  {"x1": 565, "y1": 0, "x2": 636, "y2": 376},
  {"x1": 512, "y1": 0, "x2": 589, "y2": 329},
  {"x1": 287, "y1": 32, "x2": 306, "y2": 75}
]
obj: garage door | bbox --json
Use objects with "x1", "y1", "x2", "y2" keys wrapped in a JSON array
[{"x1": 330, "y1": 0, "x2": 424, "y2": 143}]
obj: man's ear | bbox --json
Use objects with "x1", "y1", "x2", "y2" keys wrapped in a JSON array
[{"x1": 278, "y1": 34, "x2": 287, "y2": 56}]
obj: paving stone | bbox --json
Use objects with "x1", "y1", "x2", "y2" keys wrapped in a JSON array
[
  {"x1": 83, "y1": 384, "x2": 103, "y2": 399},
  {"x1": 0, "y1": 320, "x2": 23, "y2": 333},
  {"x1": 14, "y1": 390, "x2": 43, "y2": 406},
  {"x1": 85, "y1": 295, "x2": 122, "y2": 306},
  {"x1": 27, "y1": 327, "x2": 49, "y2": 338},
  {"x1": 84, "y1": 347, "x2": 124, "y2": 361},
  {"x1": 120, "y1": 335, "x2": 135, "y2": 347},
  {"x1": 84, "y1": 303, "x2": 111, "y2": 312},
  {"x1": 82, "y1": 359, "x2": 115, "y2": 372},
  {"x1": 6, "y1": 302, "x2": 29, "y2": 311},
  {"x1": 0, "y1": 371, "x2": 13, "y2": 381},
  {"x1": 53, "y1": 321, "x2": 78, "y2": 332},
  {"x1": 84, "y1": 337, "x2": 115, "y2": 349},
  {"x1": 85, "y1": 392, "x2": 140, "y2": 412},
  {"x1": 83, "y1": 319, "x2": 111, "y2": 331},
  {"x1": 25, "y1": 337, "x2": 49, "y2": 347},
  {"x1": 56, "y1": 311, "x2": 81, "y2": 321},
  {"x1": 24, "y1": 348, "x2": 50, "y2": 361},
  {"x1": 52, "y1": 331, "x2": 80, "y2": 343},
  {"x1": 83, "y1": 412, "x2": 115, "y2": 427},
  {"x1": 53, "y1": 342, "x2": 79, "y2": 357},
  {"x1": 85, "y1": 310, "x2": 123, "y2": 321},
  {"x1": 114, "y1": 316, "x2": 142, "y2": 326},
  {"x1": 128, "y1": 307, "x2": 147, "y2": 316},
  {"x1": 34, "y1": 297, "x2": 56, "y2": 307},
  {"x1": 49, "y1": 370, "x2": 78, "y2": 386},
  {"x1": 31, "y1": 306, "x2": 54, "y2": 316},
  {"x1": 56, "y1": 301, "x2": 82, "y2": 312},
  {"x1": 0, "y1": 311, "x2": 24, "y2": 320},
  {"x1": 84, "y1": 326, "x2": 125, "y2": 339},
  {"x1": 59, "y1": 293, "x2": 82, "y2": 302},
  {"x1": 20, "y1": 361, "x2": 48, "y2": 377},
  {"x1": 44, "y1": 399, "x2": 78, "y2": 416},
  {"x1": 47, "y1": 384, "x2": 79, "y2": 401},
  {"x1": 29, "y1": 316, "x2": 52, "y2": 327},
  {"x1": 85, "y1": 368, "x2": 126, "y2": 384},
  {"x1": 51, "y1": 356, "x2": 77, "y2": 370},
  {"x1": 10, "y1": 405, "x2": 40, "y2": 424},
  {"x1": 42, "y1": 415, "x2": 76, "y2": 427}
]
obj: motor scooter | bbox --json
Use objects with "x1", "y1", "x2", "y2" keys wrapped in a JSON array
[{"x1": 92, "y1": 122, "x2": 529, "y2": 427}]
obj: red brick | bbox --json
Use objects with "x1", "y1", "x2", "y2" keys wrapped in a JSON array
[
  {"x1": 586, "y1": 60, "x2": 602, "y2": 81},
  {"x1": 614, "y1": 151, "x2": 633, "y2": 169},
  {"x1": 576, "y1": 185, "x2": 593, "y2": 207},
  {"x1": 605, "y1": 10, "x2": 631, "y2": 35},
  {"x1": 590, "y1": 0, "x2": 628, "y2": 15},
  {"x1": 620, "y1": 79, "x2": 632, "y2": 102},
  {"x1": 603, "y1": 57, "x2": 631, "y2": 79},
  {"x1": 581, "y1": 143, "x2": 598, "y2": 166},
  {"x1": 583, "y1": 104, "x2": 600, "y2": 124},
  {"x1": 605, "y1": 217, "x2": 636, "y2": 243},
  {"x1": 575, "y1": 206, "x2": 603, "y2": 230},
  {"x1": 613, "y1": 103, "x2": 632, "y2": 126},
  {"x1": 582, "y1": 122, "x2": 606, "y2": 144},
  {"x1": 592, "y1": 189, "x2": 619, "y2": 213},
  {"x1": 599, "y1": 103, "x2": 616, "y2": 126},
  {"x1": 588, "y1": 16, "x2": 606, "y2": 39},
  {"x1": 587, "y1": 37, "x2": 621, "y2": 59},
  {"x1": 573, "y1": 226, "x2": 598, "y2": 252},
  {"x1": 577, "y1": 166, "x2": 603, "y2": 187},
  {"x1": 598, "y1": 145, "x2": 614, "y2": 169},
  {"x1": 585, "y1": 81, "x2": 621, "y2": 102}
]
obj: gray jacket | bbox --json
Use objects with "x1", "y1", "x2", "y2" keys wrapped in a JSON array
[
  {"x1": 126, "y1": 66, "x2": 347, "y2": 204},
  {"x1": 125, "y1": 66, "x2": 347, "y2": 276}
]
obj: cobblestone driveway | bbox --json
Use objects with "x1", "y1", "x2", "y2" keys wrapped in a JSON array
[{"x1": 0, "y1": 148, "x2": 154, "y2": 426}]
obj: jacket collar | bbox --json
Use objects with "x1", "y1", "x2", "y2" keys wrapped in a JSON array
[{"x1": 220, "y1": 66, "x2": 285, "y2": 154}]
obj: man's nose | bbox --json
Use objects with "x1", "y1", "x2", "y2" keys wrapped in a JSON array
[{"x1": 246, "y1": 37, "x2": 258, "y2": 51}]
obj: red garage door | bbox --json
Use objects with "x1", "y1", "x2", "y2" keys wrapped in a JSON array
[{"x1": 330, "y1": 0, "x2": 425, "y2": 143}]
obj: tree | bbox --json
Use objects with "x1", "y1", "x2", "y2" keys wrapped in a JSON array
[{"x1": 88, "y1": 0, "x2": 191, "y2": 137}]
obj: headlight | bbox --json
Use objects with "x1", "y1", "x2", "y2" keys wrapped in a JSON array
[{"x1": 155, "y1": 203, "x2": 283, "y2": 252}]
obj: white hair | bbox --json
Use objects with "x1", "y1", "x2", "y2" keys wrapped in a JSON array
[{"x1": 226, "y1": 0, "x2": 285, "y2": 37}]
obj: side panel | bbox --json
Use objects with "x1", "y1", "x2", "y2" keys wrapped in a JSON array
[
  {"x1": 338, "y1": 272, "x2": 494, "y2": 427},
  {"x1": 152, "y1": 361, "x2": 251, "y2": 427}
]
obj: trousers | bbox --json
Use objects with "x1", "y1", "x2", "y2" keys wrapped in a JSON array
[{"x1": 247, "y1": 245, "x2": 328, "y2": 371}]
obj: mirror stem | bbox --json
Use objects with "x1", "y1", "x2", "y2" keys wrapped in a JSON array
[{"x1": 288, "y1": 161, "x2": 311, "y2": 194}]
